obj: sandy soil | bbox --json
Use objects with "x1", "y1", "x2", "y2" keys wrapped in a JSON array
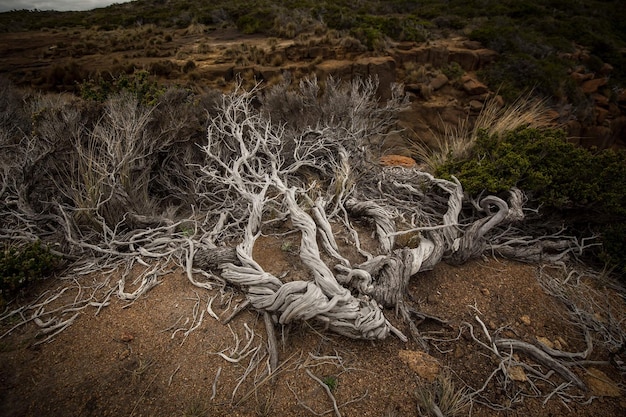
[{"x1": 1, "y1": 240, "x2": 625, "y2": 417}]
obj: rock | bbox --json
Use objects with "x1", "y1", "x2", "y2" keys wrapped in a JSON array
[
  {"x1": 202, "y1": 63, "x2": 234, "y2": 81},
  {"x1": 462, "y1": 40, "x2": 483, "y2": 50},
  {"x1": 480, "y1": 287, "x2": 490, "y2": 296},
  {"x1": 379, "y1": 155, "x2": 417, "y2": 168},
  {"x1": 398, "y1": 350, "x2": 441, "y2": 382},
  {"x1": 536, "y1": 336, "x2": 554, "y2": 349},
  {"x1": 599, "y1": 62, "x2": 614, "y2": 75},
  {"x1": 448, "y1": 48, "x2": 479, "y2": 71},
  {"x1": 586, "y1": 368, "x2": 622, "y2": 397},
  {"x1": 507, "y1": 365, "x2": 528, "y2": 382},
  {"x1": 370, "y1": 59, "x2": 396, "y2": 100},
  {"x1": 429, "y1": 73, "x2": 448, "y2": 90},
  {"x1": 581, "y1": 77, "x2": 608, "y2": 94},
  {"x1": 592, "y1": 93, "x2": 609, "y2": 107},
  {"x1": 461, "y1": 75, "x2": 489, "y2": 95},
  {"x1": 596, "y1": 106, "x2": 609, "y2": 124},
  {"x1": 120, "y1": 332, "x2": 134, "y2": 342},
  {"x1": 475, "y1": 49, "x2": 499, "y2": 67},
  {"x1": 469, "y1": 100, "x2": 483, "y2": 112},
  {"x1": 427, "y1": 294, "x2": 439, "y2": 305},
  {"x1": 429, "y1": 46, "x2": 449, "y2": 67},
  {"x1": 570, "y1": 71, "x2": 594, "y2": 83},
  {"x1": 519, "y1": 315, "x2": 531, "y2": 326},
  {"x1": 580, "y1": 125, "x2": 612, "y2": 148}
]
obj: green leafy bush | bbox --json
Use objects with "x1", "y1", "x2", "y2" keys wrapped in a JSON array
[
  {"x1": 437, "y1": 127, "x2": 626, "y2": 276},
  {"x1": 80, "y1": 70, "x2": 165, "y2": 105},
  {"x1": 0, "y1": 241, "x2": 60, "y2": 305},
  {"x1": 601, "y1": 223, "x2": 626, "y2": 277}
]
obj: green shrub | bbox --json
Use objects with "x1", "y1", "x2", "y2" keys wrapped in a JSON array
[
  {"x1": 600, "y1": 222, "x2": 626, "y2": 277},
  {"x1": 80, "y1": 70, "x2": 165, "y2": 106},
  {"x1": 0, "y1": 241, "x2": 60, "y2": 305},
  {"x1": 438, "y1": 127, "x2": 626, "y2": 210},
  {"x1": 436, "y1": 127, "x2": 626, "y2": 277}
]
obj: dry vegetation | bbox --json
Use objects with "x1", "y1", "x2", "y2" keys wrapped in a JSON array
[
  {"x1": 1, "y1": 1, "x2": 626, "y2": 415},
  {"x1": 1, "y1": 75, "x2": 624, "y2": 416}
]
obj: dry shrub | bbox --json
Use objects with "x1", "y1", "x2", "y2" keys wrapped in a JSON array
[
  {"x1": 260, "y1": 74, "x2": 409, "y2": 143},
  {"x1": 415, "y1": 370, "x2": 471, "y2": 417},
  {"x1": 185, "y1": 22, "x2": 207, "y2": 35}
]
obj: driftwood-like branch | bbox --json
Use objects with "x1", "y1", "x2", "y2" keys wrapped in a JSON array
[
  {"x1": 0, "y1": 77, "x2": 588, "y2": 352},
  {"x1": 494, "y1": 338, "x2": 586, "y2": 390}
]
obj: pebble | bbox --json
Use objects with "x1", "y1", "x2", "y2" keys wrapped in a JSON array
[
  {"x1": 519, "y1": 315, "x2": 531, "y2": 326},
  {"x1": 120, "y1": 333, "x2": 134, "y2": 343}
]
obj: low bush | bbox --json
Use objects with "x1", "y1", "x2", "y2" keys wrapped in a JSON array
[
  {"x1": 436, "y1": 126, "x2": 626, "y2": 277},
  {"x1": 80, "y1": 70, "x2": 166, "y2": 105},
  {"x1": 0, "y1": 241, "x2": 60, "y2": 305}
]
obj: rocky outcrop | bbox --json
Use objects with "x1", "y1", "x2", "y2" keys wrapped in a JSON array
[
  {"x1": 392, "y1": 37, "x2": 498, "y2": 71},
  {"x1": 566, "y1": 60, "x2": 625, "y2": 148}
]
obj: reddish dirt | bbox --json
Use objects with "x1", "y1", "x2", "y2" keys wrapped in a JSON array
[{"x1": 1, "y1": 242, "x2": 625, "y2": 417}]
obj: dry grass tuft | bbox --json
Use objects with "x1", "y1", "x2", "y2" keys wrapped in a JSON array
[
  {"x1": 412, "y1": 92, "x2": 554, "y2": 173},
  {"x1": 414, "y1": 370, "x2": 471, "y2": 417}
]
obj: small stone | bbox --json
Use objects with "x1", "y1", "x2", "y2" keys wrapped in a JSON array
[
  {"x1": 430, "y1": 73, "x2": 448, "y2": 90},
  {"x1": 469, "y1": 100, "x2": 483, "y2": 111},
  {"x1": 120, "y1": 333, "x2": 134, "y2": 343},
  {"x1": 454, "y1": 345, "x2": 464, "y2": 359},
  {"x1": 586, "y1": 368, "x2": 622, "y2": 397},
  {"x1": 503, "y1": 330, "x2": 516, "y2": 339},
  {"x1": 553, "y1": 339, "x2": 563, "y2": 350},
  {"x1": 581, "y1": 77, "x2": 608, "y2": 94},
  {"x1": 461, "y1": 74, "x2": 489, "y2": 95},
  {"x1": 398, "y1": 350, "x2": 441, "y2": 382},
  {"x1": 480, "y1": 288, "x2": 490, "y2": 296},
  {"x1": 379, "y1": 155, "x2": 417, "y2": 168},
  {"x1": 118, "y1": 349, "x2": 131, "y2": 360},
  {"x1": 507, "y1": 365, "x2": 527, "y2": 382},
  {"x1": 427, "y1": 294, "x2": 439, "y2": 305},
  {"x1": 536, "y1": 336, "x2": 554, "y2": 349},
  {"x1": 519, "y1": 315, "x2": 531, "y2": 326}
]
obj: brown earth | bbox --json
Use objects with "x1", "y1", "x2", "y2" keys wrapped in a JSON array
[{"x1": 1, "y1": 234, "x2": 625, "y2": 417}]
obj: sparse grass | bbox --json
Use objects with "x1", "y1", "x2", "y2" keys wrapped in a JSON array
[
  {"x1": 127, "y1": 356, "x2": 154, "y2": 383},
  {"x1": 322, "y1": 375, "x2": 338, "y2": 391},
  {"x1": 414, "y1": 370, "x2": 471, "y2": 417},
  {"x1": 182, "y1": 398, "x2": 208, "y2": 417},
  {"x1": 254, "y1": 389, "x2": 276, "y2": 417}
]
